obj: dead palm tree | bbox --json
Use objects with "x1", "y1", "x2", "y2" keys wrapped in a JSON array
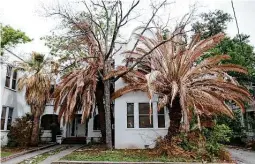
[
  {"x1": 52, "y1": 21, "x2": 106, "y2": 139},
  {"x1": 17, "y1": 52, "x2": 51, "y2": 146},
  {"x1": 111, "y1": 30, "x2": 253, "y2": 141}
]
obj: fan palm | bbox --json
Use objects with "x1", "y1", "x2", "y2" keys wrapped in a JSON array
[
  {"x1": 111, "y1": 30, "x2": 253, "y2": 141},
  {"x1": 17, "y1": 52, "x2": 51, "y2": 146}
]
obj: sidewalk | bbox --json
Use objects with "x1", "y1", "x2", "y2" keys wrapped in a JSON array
[
  {"x1": 39, "y1": 144, "x2": 83, "y2": 164},
  {"x1": 2, "y1": 144, "x2": 63, "y2": 164}
]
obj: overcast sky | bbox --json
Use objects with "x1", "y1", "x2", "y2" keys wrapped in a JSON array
[{"x1": 1, "y1": 0, "x2": 255, "y2": 58}]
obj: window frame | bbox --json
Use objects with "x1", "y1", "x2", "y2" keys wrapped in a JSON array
[
  {"x1": 5, "y1": 65, "x2": 12, "y2": 88},
  {"x1": 11, "y1": 70, "x2": 17, "y2": 90},
  {"x1": 157, "y1": 107, "x2": 166, "y2": 128},
  {"x1": 138, "y1": 103, "x2": 154, "y2": 128},
  {"x1": 127, "y1": 103, "x2": 134, "y2": 128},
  {"x1": 5, "y1": 65, "x2": 17, "y2": 91},
  {"x1": 1, "y1": 106, "x2": 14, "y2": 131}
]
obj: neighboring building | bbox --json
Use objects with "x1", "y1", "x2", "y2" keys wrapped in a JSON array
[
  {"x1": 0, "y1": 55, "x2": 101, "y2": 146},
  {"x1": 244, "y1": 83, "x2": 255, "y2": 141}
]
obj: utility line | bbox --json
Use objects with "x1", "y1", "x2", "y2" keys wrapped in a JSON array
[
  {"x1": 231, "y1": 0, "x2": 245, "y2": 54},
  {"x1": 231, "y1": 0, "x2": 248, "y2": 75},
  {"x1": 231, "y1": 0, "x2": 241, "y2": 39},
  {"x1": 4, "y1": 48, "x2": 26, "y2": 62}
]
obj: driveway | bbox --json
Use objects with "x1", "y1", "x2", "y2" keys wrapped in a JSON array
[{"x1": 227, "y1": 147, "x2": 255, "y2": 164}]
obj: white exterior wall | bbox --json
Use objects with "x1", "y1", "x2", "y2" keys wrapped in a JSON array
[
  {"x1": 114, "y1": 79, "x2": 170, "y2": 149},
  {"x1": 86, "y1": 118, "x2": 101, "y2": 143},
  {"x1": 1, "y1": 56, "x2": 31, "y2": 146},
  {"x1": 0, "y1": 55, "x2": 101, "y2": 146},
  {"x1": 113, "y1": 32, "x2": 170, "y2": 149}
]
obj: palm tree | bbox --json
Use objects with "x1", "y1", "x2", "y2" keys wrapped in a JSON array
[
  {"x1": 17, "y1": 52, "x2": 51, "y2": 146},
  {"x1": 52, "y1": 21, "x2": 107, "y2": 141},
  {"x1": 111, "y1": 31, "x2": 253, "y2": 141}
]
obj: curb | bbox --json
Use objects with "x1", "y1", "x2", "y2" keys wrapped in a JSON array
[
  {"x1": 51, "y1": 161, "x2": 235, "y2": 164},
  {"x1": 1, "y1": 143, "x2": 58, "y2": 162}
]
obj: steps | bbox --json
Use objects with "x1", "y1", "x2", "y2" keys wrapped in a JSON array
[{"x1": 62, "y1": 137, "x2": 87, "y2": 144}]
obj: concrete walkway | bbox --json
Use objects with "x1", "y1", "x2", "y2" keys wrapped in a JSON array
[
  {"x1": 227, "y1": 148, "x2": 255, "y2": 164},
  {"x1": 39, "y1": 144, "x2": 83, "y2": 164},
  {"x1": 2, "y1": 144, "x2": 63, "y2": 164},
  {"x1": 2, "y1": 144, "x2": 83, "y2": 164}
]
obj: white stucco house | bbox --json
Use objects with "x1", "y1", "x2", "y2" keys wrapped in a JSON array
[
  {"x1": 0, "y1": 43, "x2": 171, "y2": 149},
  {"x1": 0, "y1": 54, "x2": 102, "y2": 146}
]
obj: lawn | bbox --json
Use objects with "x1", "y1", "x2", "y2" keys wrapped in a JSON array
[
  {"x1": 0, "y1": 147, "x2": 25, "y2": 158},
  {"x1": 1, "y1": 151, "x2": 13, "y2": 158},
  {"x1": 62, "y1": 146, "x2": 196, "y2": 162}
]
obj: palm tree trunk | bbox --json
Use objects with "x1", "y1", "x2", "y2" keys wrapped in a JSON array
[
  {"x1": 166, "y1": 96, "x2": 182, "y2": 141},
  {"x1": 30, "y1": 116, "x2": 40, "y2": 146}
]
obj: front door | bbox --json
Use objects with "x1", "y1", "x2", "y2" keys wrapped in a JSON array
[{"x1": 69, "y1": 115, "x2": 86, "y2": 137}]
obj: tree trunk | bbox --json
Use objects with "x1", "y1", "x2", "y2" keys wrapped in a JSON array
[
  {"x1": 30, "y1": 116, "x2": 40, "y2": 146},
  {"x1": 104, "y1": 61, "x2": 112, "y2": 149},
  {"x1": 166, "y1": 96, "x2": 182, "y2": 141},
  {"x1": 95, "y1": 80, "x2": 106, "y2": 143}
]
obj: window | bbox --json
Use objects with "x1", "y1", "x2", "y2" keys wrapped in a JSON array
[
  {"x1": 12, "y1": 71, "x2": 17, "y2": 90},
  {"x1": 1, "y1": 106, "x2": 14, "y2": 130},
  {"x1": 5, "y1": 65, "x2": 17, "y2": 90},
  {"x1": 246, "y1": 111, "x2": 255, "y2": 132},
  {"x1": 139, "y1": 103, "x2": 153, "y2": 128},
  {"x1": 157, "y1": 108, "x2": 165, "y2": 128},
  {"x1": 7, "y1": 108, "x2": 13, "y2": 130},
  {"x1": 93, "y1": 114, "x2": 100, "y2": 130},
  {"x1": 1, "y1": 107, "x2": 7, "y2": 130},
  {"x1": 5, "y1": 66, "x2": 12, "y2": 88},
  {"x1": 127, "y1": 103, "x2": 134, "y2": 128}
]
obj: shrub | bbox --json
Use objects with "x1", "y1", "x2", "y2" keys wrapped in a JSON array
[
  {"x1": 204, "y1": 124, "x2": 232, "y2": 156},
  {"x1": 7, "y1": 113, "x2": 33, "y2": 147},
  {"x1": 216, "y1": 109, "x2": 246, "y2": 145}
]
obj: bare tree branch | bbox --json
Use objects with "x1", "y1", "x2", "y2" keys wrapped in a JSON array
[
  {"x1": 104, "y1": 0, "x2": 140, "y2": 60},
  {"x1": 112, "y1": 28, "x2": 192, "y2": 82},
  {"x1": 125, "y1": 0, "x2": 170, "y2": 66}
]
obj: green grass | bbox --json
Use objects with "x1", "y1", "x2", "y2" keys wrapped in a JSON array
[
  {"x1": 18, "y1": 146, "x2": 70, "y2": 164},
  {"x1": 62, "y1": 149, "x2": 194, "y2": 162},
  {"x1": 0, "y1": 151, "x2": 13, "y2": 158}
]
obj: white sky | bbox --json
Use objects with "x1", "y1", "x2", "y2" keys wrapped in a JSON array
[{"x1": 1, "y1": 0, "x2": 255, "y2": 59}]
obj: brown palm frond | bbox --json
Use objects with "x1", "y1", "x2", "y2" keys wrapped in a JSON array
[
  {"x1": 104, "y1": 66, "x2": 128, "y2": 80},
  {"x1": 53, "y1": 66, "x2": 98, "y2": 124},
  {"x1": 112, "y1": 30, "x2": 253, "y2": 132},
  {"x1": 52, "y1": 20, "x2": 106, "y2": 124},
  {"x1": 111, "y1": 84, "x2": 147, "y2": 100}
]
